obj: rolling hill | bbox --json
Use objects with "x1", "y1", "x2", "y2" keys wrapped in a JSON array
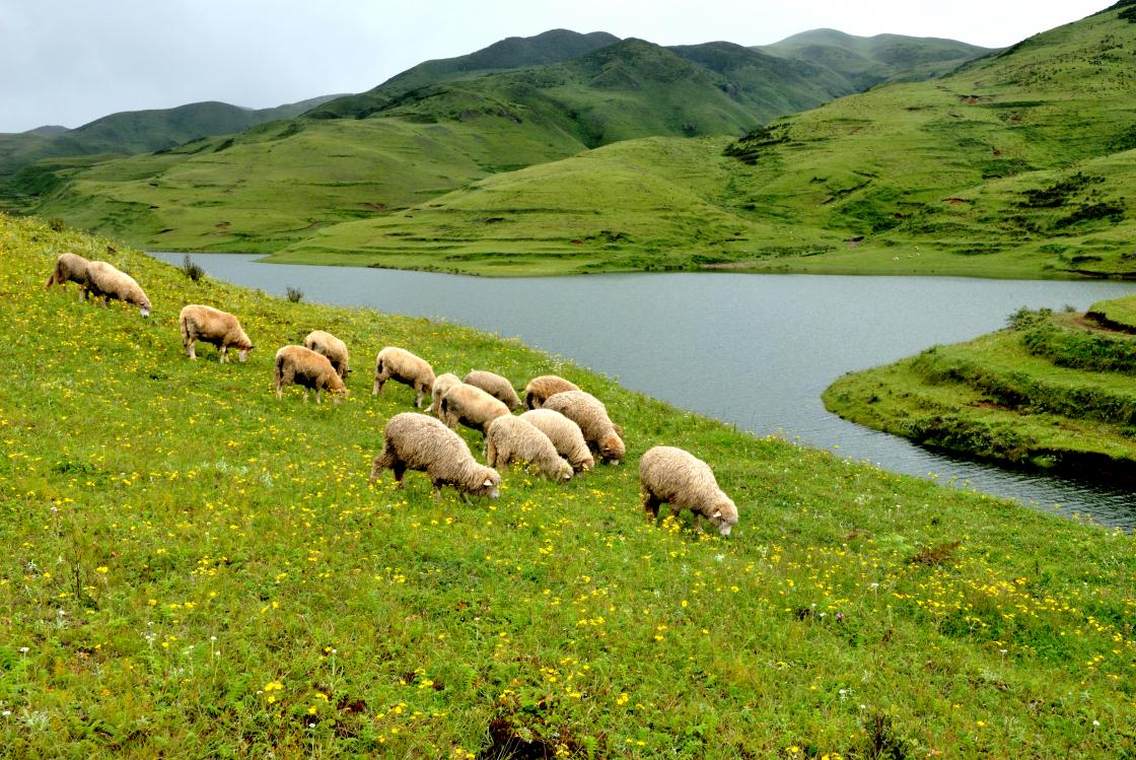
[{"x1": 271, "y1": 3, "x2": 1136, "y2": 278}]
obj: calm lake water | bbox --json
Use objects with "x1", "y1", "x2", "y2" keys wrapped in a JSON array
[{"x1": 152, "y1": 252, "x2": 1136, "y2": 528}]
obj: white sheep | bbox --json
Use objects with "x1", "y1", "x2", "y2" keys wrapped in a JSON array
[
  {"x1": 274, "y1": 345, "x2": 347, "y2": 403},
  {"x1": 373, "y1": 346, "x2": 435, "y2": 408},
  {"x1": 485, "y1": 415, "x2": 573, "y2": 481},
  {"x1": 541, "y1": 390, "x2": 625, "y2": 464},
  {"x1": 179, "y1": 305, "x2": 253, "y2": 362},
  {"x1": 639, "y1": 446, "x2": 739, "y2": 536},
  {"x1": 85, "y1": 260, "x2": 152, "y2": 317},
  {"x1": 524, "y1": 375, "x2": 580, "y2": 409},
  {"x1": 429, "y1": 373, "x2": 462, "y2": 417},
  {"x1": 303, "y1": 330, "x2": 350, "y2": 378},
  {"x1": 520, "y1": 409, "x2": 595, "y2": 472},
  {"x1": 464, "y1": 370, "x2": 522, "y2": 411},
  {"x1": 370, "y1": 412, "x2": 500, "y2": 499},
  {"x1": 45, "y1": 252, "x2": 92, "y2": 299},
  {"x1": 439, "y1": 383, "x2": 510, "y2": 434}
]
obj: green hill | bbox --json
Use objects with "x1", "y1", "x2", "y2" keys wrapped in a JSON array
[
  {"x1": 0, "y1": 96, "x2": 342, "y2": 185},
  {"x1": 758, "y1": 28, "x2": 995, "y2": 90},
  {"x1": 824, "y1": 297, "x2": 1136, "y2": 479},
  {"x1": 281, "y1": 3, "x2": 1136, "y2": 277},
  {"x1": 5, "y1": 212, "x2": 1136, "y2": 755}
]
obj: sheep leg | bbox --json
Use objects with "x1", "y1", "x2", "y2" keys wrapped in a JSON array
[
  {"x1": 485, "y1": 438, "x2": 498, "y2": 468},
  {"x1": 315, "y1": 388, "x2": 322, "y2": 404},
  {"x1": 102, "y1": 296, "x2": 111, "y2": 308},
  {"x1": 431, "y1": 479, "x2": 444, "y2": 501},
  {"x1": 372, "y1": 375, "x2": 384, "y2": 396},
  {"x1": 220, "y1": 346, "x2": 228, "y2": 364},
  {"x1": 641, "y1": 491, "x2": 661, "y2": 521},
  {"x1": 414, "y1": 386, "x2": 425, "y2": 409},
  {"x1": 186, "y1": 340, "x2": 196, "y2": 360}
]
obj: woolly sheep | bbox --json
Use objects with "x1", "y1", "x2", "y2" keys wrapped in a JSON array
[
  {"x1": 639, "y1": 446, "x2": 739, "y2": 537},
  {"x1": 429, "y1": 372, "x2": 462, "y2": 417},
  {"x1": 45, "y1": 252, "x2": 92, "y2": 299},
  {"x1": 85, "y1": 260, "x2": 152, "y2": 317},
  {"x1": 439, "y1": 383, "x2": 510, "y2": 434},
  {"x1": 520, "y1": 409, "x2": 595, "y2": 472},
  {"x1": 179, "y1": 304, "x2": 253, "y2": 362},
  {"x1": 541, "y1": 390, "x2": 625, "y2": 464},
  {"x1": 370, "y1": 412, "x2": 500, "y2": 499},
  {"x1": 464, "y1": 370, "x2": 522, "y2": 411},
  {"x1": 524, "y1": 375, "x2": 580, "y2": 409},
  {"x1": 485, "y1": 415, "x2": 573, "y2": 481},
  {"x1": 303, "y1": 329, "x2": 350, "y2": 378},
  {"x1": 373, "y1": 346, "x2": 435, "y2": 408},
  {"x1": 274, "y1": 345, "x2": 347, "y2": 403}
]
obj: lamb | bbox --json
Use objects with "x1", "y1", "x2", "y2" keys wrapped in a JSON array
[
  {"x1": 373, "y1": 346, "x2": 435, "y2": 408},
  {"x1": 274, "y1": 345, "x2": 348, "y2": 403},
  {"x1": 438, "y1": 383, "x2": 510, "y2": 434},
  {"x1": 639, "y1": 446, "x2": 739, "y2": 537},
  {"x1": 524, "y1": 375, "x2": 581, "y2": 409},
  {"x1": 85, "y1": 260, "x2": 152, "y2": 317},
  {"x1": 541, "y1": 390, "x2": 625, "y2": 464},
  {"x1": 179, "y1": 305, "x2": 253, "y2": 362},
  {"x1": 485, "y1": 415, "x2": 573, "y2": 481},
  {"x1": 303, "y1": 329, "x2": 350, "y2": 378},
  {"x1": 520, "y1": 409, "x2": 595, "y2": 472},
  {"x1": 370, "y1": 412, "x2": 500, "y2": 499},
  {"x1": 464, "y1": 370, "x2": 522, "y2": 411},
  {"x1": 45, "y1": 252, "x2": 92, "y2": 298},
  {"x1": 428, "y1": 373, "x2": 462, "y2": 417}
]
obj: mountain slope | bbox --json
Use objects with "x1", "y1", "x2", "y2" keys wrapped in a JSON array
[
  {"x1": 758, "y1": 29, "x2": 995, "y2": 90},
  {"x1": 284, "y1": 4, "x2": 1136, "y2": 277},
  {"x1": 0, "y1": 95, "x2": 342, "y2": 182}
]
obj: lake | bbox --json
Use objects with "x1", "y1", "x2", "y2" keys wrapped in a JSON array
[{"x1": 151, "y1": 253, "x2": 1136, "y2": 528}]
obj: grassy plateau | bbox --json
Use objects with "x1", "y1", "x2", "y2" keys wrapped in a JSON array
[
  {"x1": 824, "y1": 298, "x2": 1136, "y2": 480},
  {"x1": 1, "y1": 213, "x2": 1135, "y2": 756}
]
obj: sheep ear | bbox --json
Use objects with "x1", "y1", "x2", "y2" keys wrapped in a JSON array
[
  {"x1": 712, "y1": 510, "x2": 722, "y2": 519},
  {"x1": 482, "y1": 478, "x2": 494, "y2": 487}
]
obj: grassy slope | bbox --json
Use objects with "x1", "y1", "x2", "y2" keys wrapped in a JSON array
[
  {"x1": 824, "y1": 300, "x2": 1136, "y2": 476},
  {"x1": 285, "y1": 4, "x2": 1136, "y2": 277},
  {"x1": 3, "y1": 214, "x2": 1136, "y2": 756}
]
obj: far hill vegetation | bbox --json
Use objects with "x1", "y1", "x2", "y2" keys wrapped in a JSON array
[
  {"x1": 2, "y1": 26, "x2": 998, "y2": 261},
  {"x1": 824, "y1": 294, "x2": 1136, "y2": 480}
]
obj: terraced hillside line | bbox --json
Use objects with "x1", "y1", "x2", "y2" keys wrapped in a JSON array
[
  {"x1": 4, "y1": 213, "x2": 1136, "y2": 756},
  {"x1": 825, "y1": 298, "x2": 1136, "y2": 481}
]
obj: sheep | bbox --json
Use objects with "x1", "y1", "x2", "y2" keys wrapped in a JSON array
[
  {"x1": 541, "y1": 390, "x2": 625, "y2": 464},
  {"x1": 524, "y1": 375, "x2": 580, "y2": 409},
  {"x1": 520, "y1": 409, "x2": 595, "y2": 472},
  {"x1": 639, "y1": 446, "x2": 739, "y2": 537},
  {"x1": 274, "y1": 345, "x2": 347, "y2": 403},
  {"x1": 429, "y1": 373, "x2": 462, "y2": 417},
  {"x1": 373, "y1": 346, "x2": 435, "y2": 408},
  {"x1": 438, "y1": 383, "x2": 510, "y2": 434},
  {"x1": 464, "y1": 370, "x2": 522, "y2": 411},
  {"x1": 179, "y1": 304, "x2": 253, "y2": 362},
  {"x1": 485, "y1": 415, "x2": 573, "y2": 481},
  {"x1": 85, "y1": 260, "x2": 152, "y2": 317},
  {"x1": 370, "y1": 412, "x2": 500, "y2": 500},
  {"x1": 303, "y1": 329, "x2": 350, "y2": 378},
  {"x1": 45, "y1": 252, "x2": 92, "y2": 299}
]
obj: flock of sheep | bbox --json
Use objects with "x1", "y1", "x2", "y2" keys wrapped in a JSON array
[{"x1": 45, "y1": 252, "x2": 741, "y2": 536}]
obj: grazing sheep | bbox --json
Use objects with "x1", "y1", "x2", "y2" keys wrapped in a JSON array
[
  {"x1": 85, "y1": 261, "x2": 152, "y2": 317},
  {"x1": 429, "y1": 373, "x2": 462, "y2": 417},
  {"x1": 541, "y1": 390, "x2": 625, "y2": 464},
  {"x1": 524, "y1": 375, "x2": 580, "y2": 409},
  {"x1": 373, "y1": 346, "x2": 435, "y2": 408},
  {"x1": 464, "y1": 370, "x2": 522, "y2": 411},
  {"x1": 485, "y1": 415, "x2": 573, "y2": 481},
  {"x1": 370, "y1": 412, "x2": 500, "y2": 499},
  {"x1": 274, "y1": 345, "x2": 347, "y2": 403},
  {"x1": 303, "y1": 329, "x2": 350, "y2": 378},
  {"x1": 439, "y1": 383, "x2": 509, "y2": 434},
  {"x1": 639, "y1": 446, "x2": 739, "y2": 537},
  {"x1": 179, "y1": 305, "x2": 253, "y2": 363},
  {"x1": 520, "y1": 409, "x2": 595, "y2": 472},
  {"x1": 45, "y1": 252, "x2": 92, "y2": 298}
]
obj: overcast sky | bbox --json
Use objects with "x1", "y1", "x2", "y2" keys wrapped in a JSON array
[{"x1": 0, "y1": 0, "x2": 1108, "y2": 133}]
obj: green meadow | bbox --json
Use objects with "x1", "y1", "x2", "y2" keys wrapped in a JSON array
[{"x1": 2, "y1": 214, "x2": 1135, "y2": 756}]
